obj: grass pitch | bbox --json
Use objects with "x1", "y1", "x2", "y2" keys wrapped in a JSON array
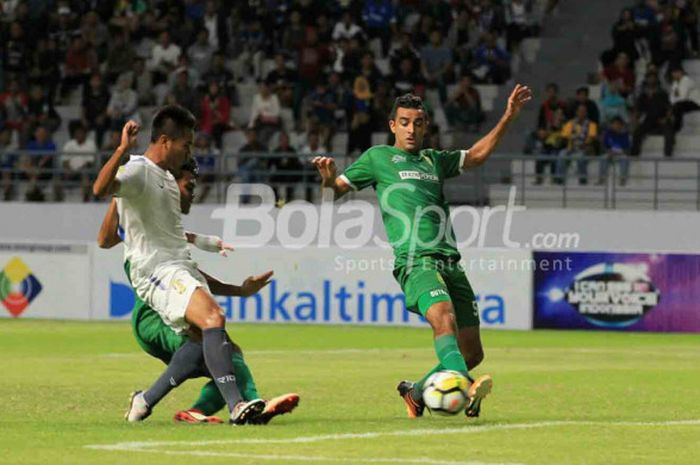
[{"x1": 1, "y1": 320, "x2": 699, "y2": 465}]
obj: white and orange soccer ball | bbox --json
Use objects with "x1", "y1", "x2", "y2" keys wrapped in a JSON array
[{"x1": 422, "y1": 370, "x2": 470, "y2": 416}]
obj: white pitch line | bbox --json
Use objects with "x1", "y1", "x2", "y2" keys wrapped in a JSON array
[
  {"x1": 85, "y1": 419, "x2": 700, "y2": 451},
  {"x1": 117, "y1": 448, "x2": 520, "y2": 465}
]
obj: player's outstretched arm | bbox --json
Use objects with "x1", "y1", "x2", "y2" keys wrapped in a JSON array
[
  {"x1": 97, "y1": 198, "x2": 122, "y2": 249},
  {"x1": 312, "y1": 156, "x2": 353, "y2": 200},
  {"x1": 185, "y1": 232, "x2": 235, "y2": 256},
  {"x1": 198, "y1": 269, "x2": 274, "y2": 297},
  {"x1": 92, "y1": 120, "x2": 140, "y2": 198},
  {"x1": 461, "y1": 84, "x2": 532, "y2": 170}
]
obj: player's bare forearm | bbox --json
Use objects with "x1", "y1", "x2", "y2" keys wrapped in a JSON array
[
  {"x1": 463, "y1": 84, "x2": 532, "y2": 170},
  {"x1": 93, "y1": 120, "x2": 140, "y2": 198},
  {"x1": 93, "y1": 144, "x2": 127, "y2": 198},
  {"x1": 97, "y1": 198, "x2": 122, "y2": 249},
  {"x1": 199, "y1": 269, "x2": 273, "y2": 297}
]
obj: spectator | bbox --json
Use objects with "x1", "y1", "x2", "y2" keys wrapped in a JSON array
[
  {"x1": 28, "y1": 38, "x2": 61, "y2": 107},
  {"x1": 358, "y1": 51, "x2": 383, "y2": 91},
  {"x1": 192, "y1": 132, "x2": 219, "y2": 203},
  {"x1": 362, "y1": 0, "x2": 396, "y2": 57},
  {"x1": 445, "y1": 75, "x2": 485, "y2": 132},
  {"x1": 3, "y1": 22, "x2": 29, "y2": 81},
  {"x1": 127, "y1": 58, "x2": 155, "y2": 106},
  {"x1": 0, "y1": 127, "x2": 19, "y2": 200},
  {"x1": 270, "y1": 131, "x2": 303, "y2": 203},
  {"x1": 422, "y1": 0, "x2": 453, "y2": 32},
  {"x1": 200, "y1": 80, "x2": 231, "y2": 149},
  {"x1": 249, "y1": 80, "x2": 281, "y2": 144},
  {"x1": 281, "y1": 10, "x2": 306, "y2": 53},
  {"x1": 555, "y1": 104, "x2": 599, "y2": 185},
  {"x1": 203, "y1": 52, "x2": 236, "y2": 101},
  {"x1": 187, "y1": 28, "x2": 216, "y2": 75},
  {"x1": 631, "y1": 78, "x2": 674, "y2": 157},
  {"x1": 678, "y1": 1, "x2": 699, "y2": 57},
  {"x1": 348, "y1": 76, "x2": 373, "y2": 154},
  {"x1": 21, "y1": 125, "x2": 57, "y2": 201},
  {"x1": 524, "y1": 107, "x2": 566, "y2": 185},
  {"x1": 298, "y1": 28, "x2": 331, "y2": 88},
  {"x1": 568, "y1": 87, "x2": 600, "y2": 125},
  {"x1": 0, "y1": 80, "x2": 28, "y2": 142},
  {"x1": 169, "y1": 68, "x2": 200, "y2": 113},
  {"x1": 611, "y1": 8, "x2": 638, "y2": 62},
  {"x1": 202, "y1": 0, "x2": 228, "y2": 50},
  {"x1": 233, "y1": 18, "x2": 266, "y2": 81},
  {"x1": 81, "y1": 72, "x2": 111, "y2": 147},
  {"x1": 599, "y1": 82, "x2": 629, "y2": 125},
  {"x1": 308, "y1": 78, "x2": 339, "y2": 149},
  {"x1": 602, "y1": 52, "x2": 635, "y2": 97},
  {"x1": 421, "y1": 30, "x2": 454, "y2": 103},
  {"x1": 332, "y1": 11, "x2": 364, "y2": 41},
  {"x1": 371, "y1": 80, "x2": 393, "y2": 131},
  {"x1": 26, "y1": 84, "x2": 61, "y2": 140},
  {"x1": 473, "y1": 32, "x2": 511, "y2": 85},
  {"x1": 505, "y1": 0, "x2": 532, "y2": 51},
  {"x1": 538, "y1": 82, "x2": 567, "y2": 129},
  {"x1": 669, "y1": 66, "x2": 700, "y2": 132},
  {"x1": 598, "y1": 116, "x2": 631, "y2": 186},
  {"x1": 448, "y1": 10, "x2": 473, "y2": 59},
  {"x1": 237, "y1": 127, "x2": 268, "y2": 196},
  {"x1": 105, "y1": 32, "x2": 136, "y2": 83},
  {"x1": 149, "y1": 31, "x2": 181, "y2": 84},
  {"x1": 335, "y1": 37, "x2": 362, "y2": 80},
  {"x1": 473, "y1": 0, "x2": 506, "y2": 37},
  {"x1": 389, "y1": 32, "x2": 421, "y2": 76},
  {"x1": 63, "y1": 36, "x2": 98, "y2": 97},
  {"x1": 393, "y1": 57, "x2": 424, "y2": 96},
  {"x1": 61, "y1": 124, "x2": 97, "y2": 202},
  {"x1": 107, "y1": 73, "x2": 140, "y2": 129}
]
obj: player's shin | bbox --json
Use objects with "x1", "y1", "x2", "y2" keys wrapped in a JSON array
[
  {"x1": 143, "y1": 341, "x2": 205, "y2": 408},
  {"x1": 202, "y1": 328, "x2": 244, "y2": 411}
]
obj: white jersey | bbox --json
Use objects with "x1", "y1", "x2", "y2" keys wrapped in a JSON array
[{"x1": 115, "y1": 155, "x2": 194, "y2": 300}]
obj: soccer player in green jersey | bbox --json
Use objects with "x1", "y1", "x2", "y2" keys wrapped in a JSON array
[
  {"x1": 312, "y1": 84, "x2": 532, "y2": 418},
  {"x1": 98, "y1": 158, "x2": 299, "y2": 424}
]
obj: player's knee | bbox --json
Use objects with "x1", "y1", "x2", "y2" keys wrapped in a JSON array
[
  {"x1": 428, "y1": 303, "x2": 456, "y2": 335},
  {"x1": 200, "y1": 306, "x2": 226, "y2": 329}
]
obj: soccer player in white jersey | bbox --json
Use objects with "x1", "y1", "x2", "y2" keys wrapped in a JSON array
[{"x1": 93, "y1": 105, "x2": 264, "y2": 425}]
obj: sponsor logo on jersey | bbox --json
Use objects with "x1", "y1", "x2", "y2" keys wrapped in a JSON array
[
  {"x1": 392, "y1": 155, "x2": 407, "y2": 163},
  {"x1": 398, "y1": 171, "x2": 439, "y2": 182},
  {"x1": 171, "y1": 278, "x2": 187, "y2": 295},
  {"x1": 430, "y1": 289, "x2": 448, "y2": 298},
  {"x1": 0, "y1": 257, "x2": 42, "y2": 317}
]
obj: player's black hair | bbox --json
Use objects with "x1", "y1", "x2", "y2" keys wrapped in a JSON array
[
  {"x1": 150, "y1": 105, "x2": 197, "y2": 143},
  {"x1": 180, "y1": 157, "x2": 199, "y2": 179},
  {"x1": 389, "y1": 93, "x2": 426, "y2": 120}
]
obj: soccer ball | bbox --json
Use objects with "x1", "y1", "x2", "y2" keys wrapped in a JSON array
[{"x1": 422, "y1": 370, "x2": 469, "y2": 416}]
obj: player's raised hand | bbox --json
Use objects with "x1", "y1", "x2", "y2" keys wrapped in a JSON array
[
  {"x1": 240, "y1": 270, "x2": 274, "y2": 297},
  {"x1": 505, "y1": 84, "x2": 532, "y2": 119},
  {"x1": 120, "y1": 120, "x2": 140, "y2": 150},
  {"x1": 312, "y1": 156, "x2": 337, "y2": 182}
]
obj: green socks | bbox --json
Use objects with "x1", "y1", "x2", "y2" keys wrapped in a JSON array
[
  {"x1": 435, "y1": 334, "x2": 469, "y2": 375},
  {"x1": 191, "y1": 352, "x2": 260, "y2": 416},
  {"x1": 411, "y1": 335, "x2": 469, "y2": 403}
]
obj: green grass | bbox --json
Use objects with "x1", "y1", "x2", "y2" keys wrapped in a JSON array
[{"x1": 2, "y1": 320, "x2": 700, "y2": 465}]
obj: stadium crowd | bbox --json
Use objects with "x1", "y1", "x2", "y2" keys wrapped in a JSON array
[
  {"x1": 0, "y1": 0, "x2": 545, "y2": 202},
  {"x1": 526, "y1": 0, "x2": 700, "y2": 186}
]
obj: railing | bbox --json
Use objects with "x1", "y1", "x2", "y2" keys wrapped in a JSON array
[{"x1": 1, "y1": 150, "x2": 699, "y2": 210}]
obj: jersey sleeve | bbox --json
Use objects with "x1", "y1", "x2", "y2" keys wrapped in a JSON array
[
  {"x1": 434, "y1": 149, "x2": 468, "y2": 179},
  {"x1": 115, "y1": 160, "x2": 147, "y2": 198},
  {"x1": 339, "y1": 149, "x2": 376, "y2": 191}
]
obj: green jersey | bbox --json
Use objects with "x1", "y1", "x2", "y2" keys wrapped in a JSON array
[{"x1": 340, "y1": 145, "x2": 466, "y2": 267}]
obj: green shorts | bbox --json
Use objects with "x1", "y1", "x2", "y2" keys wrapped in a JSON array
[
  {"x1": 393, "y1": 255, "x2": 480, "y2": 328},
  {"x1": 131, "y1": 295, "x2": 187, "y2": 365}
]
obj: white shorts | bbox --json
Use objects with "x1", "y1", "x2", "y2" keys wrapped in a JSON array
[{"x1": 141, "y1": 263, "x2": 210, "y2": 333}]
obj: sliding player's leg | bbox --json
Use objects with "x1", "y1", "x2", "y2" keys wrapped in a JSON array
[
  {"x1": 445, "y1": 266, "x2": 491, "y2": 417},
  {"x1": 394, "y1": 258, "x2": 468, "y2": 417},
  {"x1": 183, "y1": 285, "x2": 265, "y2": 424}
]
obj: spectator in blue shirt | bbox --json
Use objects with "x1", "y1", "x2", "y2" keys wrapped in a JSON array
[
  {"x1": 362, "y1": 0, "x2": 396, "y2": 57},
  {"x1": 598, "y1": 116, "x2": 631, "y2": 186},
  {"x1": 21, "y1": 125, "x2": 57, "y2": 201},
  {"x1": 421, "y1": 30, "x2": 454, "y2": 103},
  {"x1": 473, "y1": 33, "x2": 511, "y2": 84},
  {"x1": 193, "y1": 132, "x2": 219, "y2": 204}
]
